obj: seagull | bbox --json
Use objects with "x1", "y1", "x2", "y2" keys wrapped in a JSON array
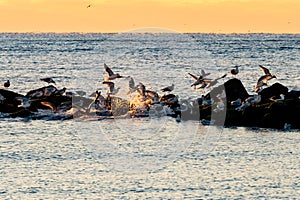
[
  {"x1": 0, "y1": 94, "x2": 6, "y2": 103},
  {"x1": 200, "y1": 69, "x2": 211, "y2": 77},
  {"x1": 3, "y1": 80, "x2": 10, "y2": 88},
  {"x1": 235, "y1": 102, "x2": 250, "y2": 112},
  {"x1": 207, "y1": 74, "x2": 227, "y2": 88},
  {"x1": 230, "y1": 98, "x2": 242, "y2": 107},
  {"x1": 127, "y1": 76, "x2": 138, "y2": 94},
  {"x1": 88, "y1": 90, "x2": 106, "y2": 110},
  {"x1": 102, "y1": 81, "x2": 115, "y2": 94},
  {"x1": 138, "y1": 82, "x2": 146, "y2": 97},
  {"x1": 55, "y1": 87, "x2": 66, "y2": 96},
  {"x1": 245, "y1": 94, "x2": 261, "y2": 104},
  {"x1": 229, "y1": 66, "x2": 239, "y2": 76},
  {"x1": 15, "y1": 97, "x2": 32, "y2": 108},
  {"x1": 161, "y1": 84, "x2": 174, "y2": 92},
  {"x1": 104, "y1": 63, "x2": 123, "y2": 80},
  {"x1": 255, "y1": 65, "x2": 276, "y2": 92},
  {"x1": 145, "y1": 90, "x2": 159, "y2": 102},
  {"x1": 269, "y1": 94, "x2": 285, "y2": 102},
  {"x1": 188, "y1": 73, "x2": 211, "y2": 88},
  {"x1": 40, "y1": 77, "x2": 56, "y2": 84}
]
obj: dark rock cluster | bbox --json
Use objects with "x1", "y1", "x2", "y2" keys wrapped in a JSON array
[{"x1": 0, "y1": 78, "x2": 299, "y2": 129}]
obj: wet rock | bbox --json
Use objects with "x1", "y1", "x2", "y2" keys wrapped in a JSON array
[
  {"x1": 206, "y1": 78, "x2": 249, "y2": 102},
  {"x1": 258, "y1": 83, "x2": 288, "y2": 102},
  {"x1": 285, "y1": 90, "x2": 300, "y2": 100}
]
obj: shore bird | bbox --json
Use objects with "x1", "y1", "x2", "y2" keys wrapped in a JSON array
[
  {"x1": 161, "y1": 84, "x2": 174, "y2": 92},
  {"x1": 207, "y1": 74, "x2": 227, "y2": 88},
  {"x1": 255, "y1": 65, "x2": 276, "y2": 92},
  {"x1": 229, "y1": 66, "x2": 239, "y2": 76},
  {"x1": 40, "y1": 77, "x2": 56, "y2": 84},
  {"x1": 104, "y1": 63, "x2": 123, "y2": 80},
  {"x1": 3, "y1": 80, "x2": 10, "y2": 88},
  {"x1": 102, "y1": 81, "x2": 115, "y2": 94},
  {"x1": 188, "y1": 72, "x2": 211, "y2": 89}
]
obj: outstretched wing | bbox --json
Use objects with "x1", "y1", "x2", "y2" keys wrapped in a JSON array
[
  {"x1": 259, "y1": 65, "x2": 270, "y2": 75},
  {"x1": 104, "y1": 63, "x2": 114, "y2": 76},
  {"x1": 200, "y1": 70, "x2": 210, "y2": 77},
  {"x1": 188, "y1": 73, "x2": 199, "y2": 80},
  {"x1": 218, "y1": 73, "x2": 227, "y2": 80},
  {"x1": 129, "y1": 77, "x2": 135, "y2": 89}
]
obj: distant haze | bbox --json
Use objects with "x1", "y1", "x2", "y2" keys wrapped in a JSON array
[{"x1": 0, "y1": 0, "x2": 299, "y2": 33}]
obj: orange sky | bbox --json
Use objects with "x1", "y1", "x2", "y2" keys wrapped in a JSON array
[{"x1": 0, "y1": 0, "x2": 299, "y2": 33}]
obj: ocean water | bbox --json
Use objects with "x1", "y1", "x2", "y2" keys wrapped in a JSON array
[{"x1": 0, "y1": 33, "x2": 300, "y2": 199}]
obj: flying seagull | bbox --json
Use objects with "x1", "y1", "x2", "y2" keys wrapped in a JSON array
[
  {"x1": 255, "y1": 65, "x2": 277, "y2": 92},
  {"x1": 207, "y1": 74, "x2": 227, "y2": 88},
  {"x1": 102, "y1": 81, "x2": 115, "y2": 94},
  {"x1": 188, "y1": 73, "x2": 211, "y2": 88},
  {"x1": 104, "y1": 63, "x2": 123, "y2": 80}
]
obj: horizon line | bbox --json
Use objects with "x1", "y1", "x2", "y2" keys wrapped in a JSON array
[{"x1": 0, "y1": 31, "x2": 299, "y2": 35}]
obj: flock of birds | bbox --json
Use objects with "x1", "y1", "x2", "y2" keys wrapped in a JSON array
[{"x1": 1, "y1": 63, "x2": 278, "y2": 114}]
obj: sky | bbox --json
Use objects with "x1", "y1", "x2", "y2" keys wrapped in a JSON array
[{"x1": 0, "y1": 0, "x2": 299, "y2": 33}]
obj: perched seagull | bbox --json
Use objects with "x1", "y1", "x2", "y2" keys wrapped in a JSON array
[
  {"x1": 235, "y1": 102, "x2": 250, "y2": 112},
  {"x1": 161, "y1": 84, "x2": 174, "y2": 92},
  {"x1": 269, "y1": 94, "x2": 285, "y2": 102},
  {"x1": 88, "y1": 90, "x2": 105, "y2": 110},
  {"x1": 255, "y1": 65, "x2": 276, "y2": 92},
  {"x1": 3, "y1": 80, "x2": 10, "y2": 88},
  {"x1": 230, "y1": 98, "x2": 242, "y2": 107},
  {"x1": 55, "y1": 87, "x2": 66, "y2": 96},
  {"x1": 40, "y1": 77, "x2": 56, "y2": 84},
  {"x1": 138, "y1": 82, "x2": 146, "y2": 97},
  {"x1": 15, "y1": 97, "x2": 31, "y2": 108},
  {"x1": 145, "y1": 90, "x2": 159, "y2": 102},
  {"x1": 0, "y1": 94, "x2": 6, "y2": 103},
  {"x1": 229, "y1": 66, "x2": 239, "y2": 76},
  {"x1": 213, "y1": 100, "x2": 225, "y2": 112},
  {"x1": 245, "y1": 94, "x2": 261, "y2": 104},
  {"x1": 102, "y1": 81, "x2": 115, "y2": 94},
  {"x1": 104, "y1": 63, "x2": 123, "y2": 80},
  {"x1": 216, "y1": 89, "x2": 226, "y2": 100}
]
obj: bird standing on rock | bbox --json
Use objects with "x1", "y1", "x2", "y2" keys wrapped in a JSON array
[
  {"x1": 229, "y1": 66, "x2": 239, "y2": 76},
  {"x1": 40, "y1": 78, "x2": 56, "y2": 84},
  {"x1": 3, "y1": 80, "x2": 10, "y2": 88},
  {"x1": 161, "y1": 84, "x2": 174, "y2": 92}
]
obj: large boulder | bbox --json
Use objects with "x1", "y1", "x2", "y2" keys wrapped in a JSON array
[
  {"x1": 0, "y1": 89, "x2": 25, "y2": 113},
  {"x1": 258, "y1": 83, "x2": 288, "y2": 102},
  {"x1": 206, "y1": 78, "x2": 249, "y2": 102},
  {"x1": 224, "y1": 78, "x2": 249, "y2": 101}
]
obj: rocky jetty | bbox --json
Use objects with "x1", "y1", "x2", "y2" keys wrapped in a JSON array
[{"x1": 0, "y1": 79, "x2": 299, "y2": 129}]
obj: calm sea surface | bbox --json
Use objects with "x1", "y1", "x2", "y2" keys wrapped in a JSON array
[{"x1": 0, "y1": 33, "x2": 299, "y2": 199}]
